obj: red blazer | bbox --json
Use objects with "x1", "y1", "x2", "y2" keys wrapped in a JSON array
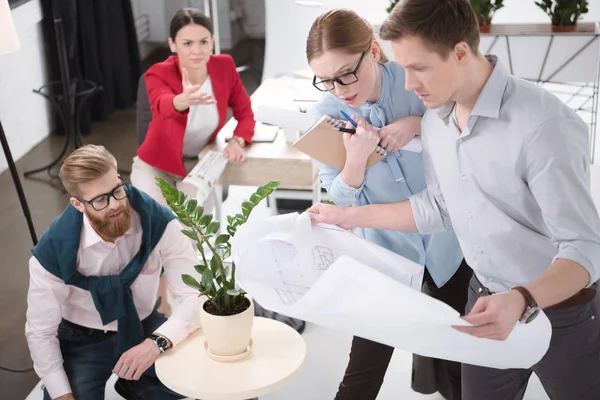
[{"x1": 137, "y1": 54, "x2": 255, "y2": 177}]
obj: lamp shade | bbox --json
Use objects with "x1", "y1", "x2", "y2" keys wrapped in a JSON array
[{"x1": 0, "y1": 0, "x2": 20, "y2": 55}]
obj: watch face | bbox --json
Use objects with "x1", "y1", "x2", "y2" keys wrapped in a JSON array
[
  {"x1": 522, "y1": 307, "x2": 540, "y2": 324},
  {"x1": 156, "y1": 336, "x2": 169, "y2": 350}
]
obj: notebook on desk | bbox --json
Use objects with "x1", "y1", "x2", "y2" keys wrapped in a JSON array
[
  {"x1": 252, "y1": 122, "x2": 279, "y2": 142},
  {"x1": 292, "y1": 116, "x2": 385, "y2": 170}
]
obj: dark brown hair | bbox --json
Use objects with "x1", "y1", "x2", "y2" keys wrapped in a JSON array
[
  {"x1": 169, "y1": 8, "x2": 213, "y2": 40},
  {"x1": 306, "y1": 9, "x2": 389, "y2": 64},
  {"x1": 380, "y1": 0, "x2": 480, "y2": 58}
]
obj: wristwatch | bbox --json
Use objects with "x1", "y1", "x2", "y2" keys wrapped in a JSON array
[
  {"x1": 512, "y1": 286, "x2": 540, "y2": 324},
  {"x1": 226, "y1": 135, "x2": 246, "y2": 148},
  {"x1": 150, "y1": 334, "x2": 171, "y2": 352}
]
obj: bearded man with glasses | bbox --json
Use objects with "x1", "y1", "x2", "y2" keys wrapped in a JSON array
[{"x1": 25, "y1": 145, "x2": 197, "y2": 400}]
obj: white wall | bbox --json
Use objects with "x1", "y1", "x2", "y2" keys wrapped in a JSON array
[
  {"x1": 0, "y1": 0, "x2": 52, "y2": 174},
  {"x1": 135, "y1": 0, "x2": 235, "y2": 51}
]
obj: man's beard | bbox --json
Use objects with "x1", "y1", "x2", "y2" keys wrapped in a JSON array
[{"x1": 86, "y1": 201, "x2": 132, "y2": 240}]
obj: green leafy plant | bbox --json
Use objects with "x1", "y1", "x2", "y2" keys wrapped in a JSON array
[
  {"x1": 386, "y1": 0, "x2": 400, "y2": 14},
  {"x1": 471, "y1": 0, "x2": 504, "y2": 26},
  {"x1": 535, "y1": 0, "x2": 589, "y2": 26},
  {"x1": 156, "y1": 178, "x2": 280, "y2": 316}
]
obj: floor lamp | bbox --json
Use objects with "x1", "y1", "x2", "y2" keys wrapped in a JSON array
[{"x1": 0, "y1": 0, "x2": 38, "y2": 246}]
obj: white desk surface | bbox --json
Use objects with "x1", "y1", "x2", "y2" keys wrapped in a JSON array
[
  {"x1": 155, "y1": 317, "x2": 307, "y2": 400},
  {"x1": 201, "y1": 77, "x2": 320, "y2": 190}
]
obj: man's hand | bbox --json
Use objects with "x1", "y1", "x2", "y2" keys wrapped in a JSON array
[
  {"x1": 378, "y1": 116, "x2": 421, "y2": 153},
  {"x1": 453, "y1": 290, "x2": 526, "y2": 341},
  {"x1": 307, "y1": 203, "x2": 357, "y2": 230},
  {"x1": 113, "y1": 339, "x2": 161, "y2": 381},
  {"x1": 55, "y1": 394, "x2": 75, "y2": 400},
  {"x1": 223, "y1": 138, "x2": 246, "y2": 163}
]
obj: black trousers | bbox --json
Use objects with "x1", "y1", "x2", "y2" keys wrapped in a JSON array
[{"x1": 334, "y1": 259, "x2": 472, "y2": 400}]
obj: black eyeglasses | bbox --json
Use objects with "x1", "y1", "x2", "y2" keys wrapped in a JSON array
[
  {"x1": 77, "y1": 180, "x2": 129, "y2": 211},
  {"x1": 313, "y1": 52, "x2": 366, "y2": 92}
]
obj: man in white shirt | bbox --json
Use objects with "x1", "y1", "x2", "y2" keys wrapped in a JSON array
[
  {"x1": 308, "y1": 0, "x2": 600, "y2": 399},
  {"x1": 26, "y1": 145, "x2": 200, "y2": 400}
]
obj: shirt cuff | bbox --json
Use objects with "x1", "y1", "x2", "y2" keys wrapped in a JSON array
[
  {"x1": 43, "y1": 368, "x2": 72, "y2": 399},
  {"x1": 329, "y1": 176, "x2": 363, "y2": 207},
  {"x1": 409, "y1": 190, "x2": 447, "y2": 235},
  {"x1": 154, "y1": 318, "x2": 197, "y2": 348}
]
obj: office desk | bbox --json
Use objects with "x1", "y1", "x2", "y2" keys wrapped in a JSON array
[{"x1": 200, "y1": 77, "x2": 322, "y2": 222}]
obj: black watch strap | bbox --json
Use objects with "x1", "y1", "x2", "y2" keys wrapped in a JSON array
[{"x1": 150, "y1": 334, "x2": 171, "y2": 352}]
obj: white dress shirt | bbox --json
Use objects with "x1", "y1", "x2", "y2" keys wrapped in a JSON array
[
  {"x1": 182, "y1": 76, "x2": 220, "y2": 157},
  {"x1": 409, "y1": 55, "x2": 600, "y2": 293},
  {"x1": 25, "y1": 210, "x2": 202, "y2": 399}
]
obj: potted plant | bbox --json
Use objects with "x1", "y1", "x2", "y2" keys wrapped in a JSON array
[
  {"x1": 535, "y1": 0, "x2": 589, "y2": 33},
  {"x1": 471, "y1": 0, "x2": 504, "y2": 33},
  {"x1": 157, "y1": 178, "x2": 280, "y2": 359},
  {"x1": 386, "y1": 0, "x2": 399, "y2": 13}
]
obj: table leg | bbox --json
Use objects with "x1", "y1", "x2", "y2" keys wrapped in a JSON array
[
  {"x1": 214, "y1": 184, "x2": 223, "y2": 234},
  {"x1": 268, "y1": 193, "x2": 278, "y2": 216},
  {"x1": 312, "y1": 176, "x2": 321, "y2": 205}
]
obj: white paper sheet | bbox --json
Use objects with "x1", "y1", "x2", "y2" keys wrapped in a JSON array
[
  {"x1": 181, "y1": 151, "x2": 228, "y2": 203},
  {"x1": 233, "y1": 213, "x2": 552, "y2": 370}
]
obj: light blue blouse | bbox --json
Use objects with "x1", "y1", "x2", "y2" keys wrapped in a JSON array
[{"x1": 310, "y1": 61, "x2": 463, "y2": 287}]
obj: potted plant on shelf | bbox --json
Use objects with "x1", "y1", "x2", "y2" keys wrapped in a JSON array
[
  {"x1": 386, "y1": 0, "x2": 399, "y2": 14},
  {"x1": 157, "y1": 178, "x2": 280, "y2": 359},
  {"x1": 471, "y1": 0, "x2": 504, "y2": 33},
  {"x1": 535, "y1": 0, "x2": 589, "y2": 33}
]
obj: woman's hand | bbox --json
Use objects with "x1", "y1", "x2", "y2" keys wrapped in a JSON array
[
  {"x1": 172, "y1": 68, "x2": 217, "y2": 112},
  {"x1": 343, "y1": 117, "x2": 380, "y2": 163},
  {"x1": 223, "y1": 138, "x2": 246, "y2": 163},
  {"x1": 378, "y1": 116, "x2": 421, "y2": 153}
]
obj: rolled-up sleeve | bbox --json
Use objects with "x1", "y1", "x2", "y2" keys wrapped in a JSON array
[
  {"x1": 314, "y1": 159, "x2": 362, "y2": 207},
  {"x1": 409, "y1": 135, "x2": 452, "y2": 234},
  {"x1": 525, "y1": 117, "x2": 600, "y2": 285}
]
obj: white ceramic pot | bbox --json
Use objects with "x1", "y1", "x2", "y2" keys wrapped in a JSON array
[{"x1": 199, "y1": 295, "x2": 254, "y2": 358}]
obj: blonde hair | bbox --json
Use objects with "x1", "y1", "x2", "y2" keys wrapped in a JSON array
[
  {"x1": 59, "y1": 145, "x2": 118, "y2": 197},
  {"x1": 306, "y1": 8, "x2": 389, "y2": 64}
]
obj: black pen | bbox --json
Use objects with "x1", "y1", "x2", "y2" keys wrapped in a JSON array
[
  {"x1": 337, "y1": 110, "x2": 387, "y2": 156},
  {"x1": 332, "y1": 126, "x2": 356, "y2": 134}
]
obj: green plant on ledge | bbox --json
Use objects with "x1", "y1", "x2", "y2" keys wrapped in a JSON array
[
  {"x1": 535, "y1": 0, "x2": 589, "y2": 27},
  {"x1": 386, "y1": 0, "x2": 399, "y2": 14},
  {"x1": 470, "y1": 0, "x2": 504, "y2": 27},
  {"x1": 156, "y1": 178, "x2": 280, "y2": 316}
]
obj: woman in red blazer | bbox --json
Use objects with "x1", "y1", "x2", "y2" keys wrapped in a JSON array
[
  {"x1": 131, "y1": 8, "x2": 254, "y2": 316},
  {"x1": 132, "y1": 8, "x2": 254, "y2": 203}
]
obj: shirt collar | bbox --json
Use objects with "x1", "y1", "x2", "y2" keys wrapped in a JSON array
[
  {"x1": 81, "y1": 209, "x2": 140, "y2": 249},
  {"x1": 437, "y1": 54, "x2": 509, "y2": 121}
]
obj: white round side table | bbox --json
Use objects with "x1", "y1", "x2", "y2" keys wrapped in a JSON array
[{"x1": 155, "y1": 317, "x2": 307, "y2": 400}]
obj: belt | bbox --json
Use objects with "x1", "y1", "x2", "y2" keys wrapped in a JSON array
[
  {"x1": 546, "y1": 285, "x2": 597, "y2": 311},
  {"x1": 473, "y1": 275, "x2": 597, "y2": 311},
  {"x1": 61, "y1": 319, "x2": 117, "y2": 337}
]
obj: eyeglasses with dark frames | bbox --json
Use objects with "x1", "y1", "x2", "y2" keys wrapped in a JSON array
[
  {"x1": 312, "y1": 52, "x2": 367, "y2": 92},
  {"x1": 77, "y1": 180, "x2": 129, "y2": 211}
]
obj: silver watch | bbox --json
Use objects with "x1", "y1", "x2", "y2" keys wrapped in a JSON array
[{"x1": 150, "y1": 334, "x2": 171, "y2": 352}]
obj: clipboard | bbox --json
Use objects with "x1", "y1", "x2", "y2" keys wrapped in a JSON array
[{"x1": 292, "y1": 115, "x2": 385, "y2": 170}]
